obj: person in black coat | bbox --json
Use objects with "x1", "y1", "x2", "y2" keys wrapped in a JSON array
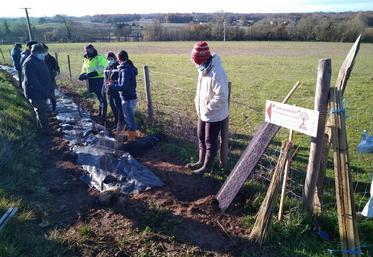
[
  {"x1": 22, "y1": 44, "x2": 52, "y2": 135},
  {"x1": 104, "y1": 52, "x2": 124, "y2": 130},
  {"x1": 43, "y1": 43, "x2": 60, "y2": 112},
  {"x1": 20, "y1": 40, "x2": 37, "y2": 67}
]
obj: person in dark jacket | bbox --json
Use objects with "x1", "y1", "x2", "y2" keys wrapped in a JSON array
[
  {"x1": 20, "y1": 40, "x2": 37, "y2": 67},
  {"x1": 11, "y1": 43, "x2": 22, "y2": 87},
  {"x1": 22, "y1": 44, "x2": 52, "y2": 135},
  {"x1": 116, "y1": 50, "x2": 138, "y2": 141},
  {"x1": 79, "y1": 44, "x2": 108, "y2": 123},
  {"x1": 43, "y1": 43, "x2": 60, "y2": 112},
  {"x1": 104, "y1": 52, "x2": 124, "y2": 130}
]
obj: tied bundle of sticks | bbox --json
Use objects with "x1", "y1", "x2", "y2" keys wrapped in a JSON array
[{"x1": 249, "y1": 139, "x2": 297, "y2": 244}]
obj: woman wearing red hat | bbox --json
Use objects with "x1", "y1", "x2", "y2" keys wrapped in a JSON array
[{"x1": 187, "y1": 41, "x2": 229, "y2": 174}]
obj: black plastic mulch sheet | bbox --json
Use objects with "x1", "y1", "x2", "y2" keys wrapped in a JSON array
[{"x1": 0, "y1": 65, "x2": 164, "y2": 194}]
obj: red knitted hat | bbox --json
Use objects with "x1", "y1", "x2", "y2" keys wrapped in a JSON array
[{"x1": 191, "y1": 41, "x2": 212, "y2": 65}]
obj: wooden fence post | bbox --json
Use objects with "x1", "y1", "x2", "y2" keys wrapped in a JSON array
[
  {"x1": 55, "y1": 52, "x2": 59, "y2": 66},
  {"x1": 143, "y1": 65, "x2": 154, "y2": 125},
  {"x1": 303, "y1": 58, "x2": 331, "y2": 211},
  {"x1": 330, "y1": 87, "x2": 360, "y2": 257},
  {"x1": 278, "y1": 129, "x2": 294, "y2": 220},
  {"x1": 67, "y1": 55, "x2": 72, "y2": 81},
  {"x1": 0, "y1": 48, "x2": 5, "y2": 63},
  {"x1": 220, "y1": 81, "x2": 231, "y2": 167}
]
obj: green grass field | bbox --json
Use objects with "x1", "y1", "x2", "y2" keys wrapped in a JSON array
[{"x1": 1, "y1": 41, "x2": 373, "y2": 256}]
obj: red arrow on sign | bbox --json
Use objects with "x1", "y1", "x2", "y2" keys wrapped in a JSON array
[{"x1": 266, "y1": 103, "x2": 272, "y2": 120}]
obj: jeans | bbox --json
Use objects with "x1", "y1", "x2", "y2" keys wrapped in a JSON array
[
  {"x1": 108, "y1": 90, "x2": 124, "y2": 126},
  {"x1": 197, "y1": 118, "x2": 226, "y2": 158},
  {"x1": 121, "y1": 99, "x2": 137, "y2": 131}
]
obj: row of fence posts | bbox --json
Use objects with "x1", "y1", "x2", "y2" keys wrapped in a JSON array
[{"x1": 0, "y1": 47, "x2": 230, "y2": 167}]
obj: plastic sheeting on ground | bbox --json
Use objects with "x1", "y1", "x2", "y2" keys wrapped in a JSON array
[{"x1": 0, "y1": 65, "x2": 164, "y2": 194}]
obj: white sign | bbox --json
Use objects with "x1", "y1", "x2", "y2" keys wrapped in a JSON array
[{"x1": 265, "y1": 100, "x2": 319, "y2": 137}]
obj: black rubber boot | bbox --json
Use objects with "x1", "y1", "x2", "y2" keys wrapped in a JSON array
[
  {"x1": 186, "y1": 150, "x2": 205, "y2": 170},
  {"x1": 192, "y1": 155, "x2": 214, "y2": 174}
]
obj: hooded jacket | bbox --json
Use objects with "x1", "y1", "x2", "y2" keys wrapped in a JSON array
[
  {"x1": 11, "y1": 47, "x2": 22, "y2": 71},
  {"x1": 194, "y1": 54, "x2": 229, "y2": 122},
  {"x1": 116, "y1": 60, "x2": 138, "y2": 100},
  {"x1": 22, "y1": 55, "x2": 52, "y2": 100},
  {"x1": 80, "y1": 49, "x2": 107, "y2": 93}
]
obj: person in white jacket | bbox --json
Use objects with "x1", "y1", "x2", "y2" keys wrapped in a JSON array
[{"x1": 186, "y1": 41, "x2": 229, "y2": 174}]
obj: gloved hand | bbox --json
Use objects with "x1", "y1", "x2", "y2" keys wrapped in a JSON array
[
  {"x1": 78, "y1": 73, "x2": 88, "y2": 81},
  {"x1": 87, "y1": 71, "x2": 99, "y2": 78}
]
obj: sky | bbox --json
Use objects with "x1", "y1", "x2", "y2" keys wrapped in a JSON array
[{"x1": 1, "y1": 0, "x2": 373, "y2": 17}]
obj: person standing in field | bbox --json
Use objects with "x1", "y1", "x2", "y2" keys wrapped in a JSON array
[
  {"x1": 104, "y1": 52, "x2": 124, "y2": 131},
  {"x1": 22, "y1": 44, "x2": 52, "y2": 135},
  {"x1": 20, "y1": 40, "x2": 37, "y2": 66},
  {"x1": 11, "y1": 43, "x2": 22, "y2": 87},
  {"x1": 116, "y1": 50, "x2": 138, "y2": 141},
  {"x1": 78, "y1": 44, "x2": 108, "y2": 124},
  {"x1": 186, "y1": 41, "x2": 229, "y2": 174},
  {"x1": 43, "y1": 43, "x2": 60, "y2": 113}
]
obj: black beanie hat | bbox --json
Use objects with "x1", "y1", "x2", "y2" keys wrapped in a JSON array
[
  {"x1": 26, "y1": 40, "x2": 38, "y2": 49},
  {"x1": 106, "y1": 52, "x2": 116, "y2": 59}
]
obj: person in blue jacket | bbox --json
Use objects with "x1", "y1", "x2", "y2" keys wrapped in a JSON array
[
  {"x1": 11, "y1": 43, "x2": 22, "y2": 87},
  {"x1": 22, "y1": 44, "x2": 52, "y2": 135},
  {"x1": 116, "y1": 50, "x2": 138, "y2": 141}
]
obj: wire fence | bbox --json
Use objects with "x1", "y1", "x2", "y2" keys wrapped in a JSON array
[{"x1": 1, "y1": 48, "x2": 372, "y2": 215}]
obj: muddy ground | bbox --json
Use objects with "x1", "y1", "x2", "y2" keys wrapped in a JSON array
[{"x1": 3, "y1": 71, "x2": 269, "y2": 257}]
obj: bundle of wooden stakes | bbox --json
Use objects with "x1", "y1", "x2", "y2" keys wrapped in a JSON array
[{"x1": 249, "y1": 139, "x2": 296, "y2": 244}]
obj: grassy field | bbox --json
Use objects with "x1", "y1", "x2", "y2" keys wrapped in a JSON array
[
  {"x1": 0, "y1": 72, "x2": 77, "y2": 256},
  {"x1": 1, "y1": 41, "x2": 373, "y2": 256}
]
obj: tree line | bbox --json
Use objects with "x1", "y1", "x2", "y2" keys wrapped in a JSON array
[{"x1": 0, "y1": 12, "x2": 373, "y2": 43}]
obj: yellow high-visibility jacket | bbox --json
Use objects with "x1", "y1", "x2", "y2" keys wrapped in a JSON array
[{"x1": 80, "y1": 55, "x2": 107, "y2": 79}]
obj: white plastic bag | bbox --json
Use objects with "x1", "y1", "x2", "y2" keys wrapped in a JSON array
[
  {"x1": 356, "y1": 130, "x2": 373, "y2": 154},
  {"x1": 361, "y1": 171, "x2": 373, "y2": 218}
]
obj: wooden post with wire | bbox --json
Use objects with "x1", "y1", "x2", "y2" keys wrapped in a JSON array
[
  {"x1": 0, "y1": 48, "x2": 5, "y2": 63},
  {"x1": 220, "y1": 81, "x2": 231, "y2": 168},
  {"x1": 303, "y1": 58, "x2": 331, "y2": 211},
  {"x1": 55, "y1": 52, "x2": 59, "y2": 66},
  {"x1": 143, "y1": 65, "x2": 154, "y2": 125},
  {"x1": 249, "y1": 140, "x2": 295, "y2": 244},
  {"x1": 312, "y1": 35, "x2": 361, "y2": 214},
  {"x1": 67, "y1": 55, "x2": 72, "y2": 81},
  {"x1": 278, "y1": 129, "x2": 294, "y2": 220},
  {"x1": 216, "y1": 81, "x2": 301, "y2": 211}
]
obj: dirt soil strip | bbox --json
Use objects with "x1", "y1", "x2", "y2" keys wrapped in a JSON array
[{"x1": 15, "y1": 79, "x2": 265, "y2": 256}]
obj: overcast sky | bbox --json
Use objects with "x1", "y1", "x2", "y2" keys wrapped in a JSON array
[{"x1": 1, "y1": 0, "x2": 372, "y2": 17}]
